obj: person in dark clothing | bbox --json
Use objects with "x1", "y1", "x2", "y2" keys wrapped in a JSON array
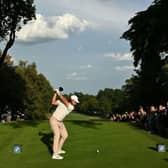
[{"x1": 146, "y1": 105, "x2": 156, "y2": 134}]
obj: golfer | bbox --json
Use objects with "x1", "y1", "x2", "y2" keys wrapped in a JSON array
[{"x1": 49, "y1": 89, "x2": 79, "y2": 160}]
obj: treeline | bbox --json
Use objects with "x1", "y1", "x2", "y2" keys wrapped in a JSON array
[
  {"x1": 74, "y1": 89, "x2": 126, "y2": 117},
  {"x1": 1, "y1": 53, "x2": 168, "y2": 120}
]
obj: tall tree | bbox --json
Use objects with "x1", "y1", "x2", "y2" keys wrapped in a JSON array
[
  {"x1": 0, "y1": 52, "x2": 25, "y2": 114},
  {"x1": 0, "y1": 0, "x2": 36, "y2": 66},
  {"x1": 16, "y1": 61, "x2": 53, "y2": 120},
  {"x1": 122, "y1": 0, "x2": 168, "y2": 105}
]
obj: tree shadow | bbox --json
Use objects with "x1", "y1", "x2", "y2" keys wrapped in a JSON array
[
  {"x1": 39, "y1": 131, "x2": 53, "y2": 155},
  {"x1": 8, "y1": 120, "x2": 39, "y2": 128},
  {"x1": 65, "y1": 119, "x2": 102, "y2": 129},
  {"x1": 90, "y1": 118, "x2": 111, "y2": 122}
]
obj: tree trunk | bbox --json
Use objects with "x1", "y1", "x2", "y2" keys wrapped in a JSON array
[{"x1": 0, "y1": 31, "x2": 15, "y2": 66}]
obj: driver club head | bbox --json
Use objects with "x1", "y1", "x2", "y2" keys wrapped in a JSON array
[{"x1": 59, "y1": 87, "x2": 64, "y2": 92}]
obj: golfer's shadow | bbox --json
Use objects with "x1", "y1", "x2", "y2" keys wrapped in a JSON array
[{"x1": 39, "y1": 131, "x2": 53, "y2": 155}]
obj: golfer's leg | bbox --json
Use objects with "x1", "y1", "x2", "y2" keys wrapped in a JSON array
[
  {"x1": 53, "y1": 128, "x2": 61, "y2": 154},
  {"x1": 50, "y1": 117, "x2": 60, "y2": 155},
  {"x1": 59, "y1": 122, "x2": 68, "y2": 151}
]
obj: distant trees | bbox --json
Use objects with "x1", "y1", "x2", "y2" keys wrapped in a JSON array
[
  {"x1": 76, "y1": 88, "x2": 126, "y2": 116},
  {"x1": 0, "y1": 0, "x2": 36, "y2": 66},
  {"x1": 97, "y1": 88, "x2": 125, "y2": 114},
  {"x1": 77, "y1": 94, "x2": 99, "y2": 115},
  {"x1": 122, "y1": 0, "x2": 168, "y2": 106}
]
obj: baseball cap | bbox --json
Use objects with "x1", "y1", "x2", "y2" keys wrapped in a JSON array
[{"x1": 70, "y1": 95, "x2": 79, "y2": 103}]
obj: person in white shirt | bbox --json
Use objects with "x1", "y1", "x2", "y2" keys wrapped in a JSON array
[{"x1": 49, "y1": 89, "x2": 79, "y2": 160}]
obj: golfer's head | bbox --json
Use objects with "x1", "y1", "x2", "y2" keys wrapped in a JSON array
[{"x1": 70, "y1": 95, "x2": 79, "y2": 105}]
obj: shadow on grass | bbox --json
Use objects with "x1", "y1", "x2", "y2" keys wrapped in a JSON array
[
  {"x1": 65, "y1": 119, "x2": 103, "y2": 129},
  {"x1": 164, "y1": 158, "x2": 168, "y2": 162},
  {"x1": 128, "y1": 121, "x2": 168, "y2": 139},
  {"x1": 148, "y1": 146, "x2": 168, "y2": 153},
  {"x1": 39, "y1": 118, "x2": 104, "y2": 155},
  {"x1": 39, "y1": 131, "x2": 53, "y2": 155},
  {"x1": 148, "y1": 146, "x2": 157, "y2": 151},
  {"x1": 7, "y1": 120, "x2": 39, "y2": 128}
]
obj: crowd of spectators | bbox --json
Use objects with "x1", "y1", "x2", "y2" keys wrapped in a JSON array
[
  {"x1": 0, "y1": 105, "x2": 24, "y2": 123},
  {"x1": 110, "y1": 101, "x2": 168, "y2": 137},
  {"x1": 1, "y1": 101, "x2": 168, "y2": 137}
]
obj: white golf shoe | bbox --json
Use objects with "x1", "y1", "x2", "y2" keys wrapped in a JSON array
[
  {"x1": 52, "y1": 154, "x2": 63, "y2": 160},
  {"x1": 58, "y1": 150, "x2": 66, "y2": 154}
]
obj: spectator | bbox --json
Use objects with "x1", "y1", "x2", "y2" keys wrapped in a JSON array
[
  {"x1": 144, "y1": 105, "x2": 156, "y2": 133},
  {"x1": 6, "y1": 111, "x2": 12, "y2": 122},
  {"x1": 155, "y1": 105, "x2": 164, "y2": 135}
]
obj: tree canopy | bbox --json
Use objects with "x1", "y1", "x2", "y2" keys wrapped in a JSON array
[
  {"x1": 0, "y1": 0, "x2": 36, "y2": 65},
  {"x1": 121, "y1": 0, "x2": 168, "y2": 105},
  {"x1": 122, "y1": 0, "x2": 168, "y2": 67},
  {"x1": 0, "y1": 54, "x2": 54, "y2": 120}
]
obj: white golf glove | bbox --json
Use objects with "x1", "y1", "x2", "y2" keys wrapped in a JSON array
[{"x1": 55, "y1": 89, "x2": 60, "y2": 95}]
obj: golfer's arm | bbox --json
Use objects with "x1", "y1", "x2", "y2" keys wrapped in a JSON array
[
  {"x1": 57, "y1": 93, "x2": 69, "y2": 106},
  {"x1": 51, "y1": 93, "x2": 58, "y2": 105}
]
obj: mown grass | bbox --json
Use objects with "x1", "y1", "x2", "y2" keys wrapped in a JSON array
[{"x1": 0, "y1": 112, "x2": 168, "y2": 168}]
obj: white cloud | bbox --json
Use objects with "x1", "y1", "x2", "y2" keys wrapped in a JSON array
[
  {"x1": 104, "y1": 52, "x2": 132, "y2": 61},
  {"x1": 77, "y1": 45, "x2": 84, "y2": 52},
  {"x1": 65, "y1": 72, "x2": 88, "y2": 81},
  {"x1": 114, "y1": 65, "x2": 134, "y2": 71},
  {"x1": 43, "y1": 0, "x2": 153, "y2": 32},
  {"x1": 16, "y1": 13, "x2": 90, "y2": 43},
  {"x1": 79, "y1": 64, "x2": 93, "y2": 69}
]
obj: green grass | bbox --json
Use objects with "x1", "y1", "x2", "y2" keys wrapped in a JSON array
[{"x1": 0, "y1": 113, "x2": 168, "y2": 168}]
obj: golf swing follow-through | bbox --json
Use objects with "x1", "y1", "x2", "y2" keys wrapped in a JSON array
[{"x1": 49, "y1": 87, "x2": 79, "y2": 160}]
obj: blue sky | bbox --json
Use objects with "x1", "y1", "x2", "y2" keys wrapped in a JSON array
[{"x1": 8, "y1": 0, "x2": 153, "y2": 94}]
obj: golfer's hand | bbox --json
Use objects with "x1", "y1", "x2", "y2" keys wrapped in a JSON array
[{"x1": 55, "y1": 89, "x2": 60, "y2": 95}]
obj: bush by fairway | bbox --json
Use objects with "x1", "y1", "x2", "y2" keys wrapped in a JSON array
[{"x1": 0, "y1": 113, "x2": 168, "y2": 168}]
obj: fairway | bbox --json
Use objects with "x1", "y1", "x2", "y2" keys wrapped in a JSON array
[{"x1": 0, "y1": 113, "x2": 168, "y2": 168}]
